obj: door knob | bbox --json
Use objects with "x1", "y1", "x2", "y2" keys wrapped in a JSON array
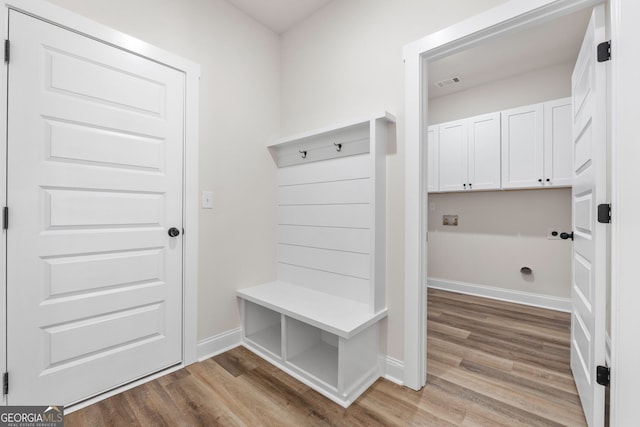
[
  {"x1": 560, "y1": 231, "x2": 574, "y2": 241},
  {"x1": 168, "y1": 227, "x2": 180, "y2": 237}
]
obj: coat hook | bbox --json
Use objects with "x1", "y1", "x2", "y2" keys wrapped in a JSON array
[
  {"x1": 299, "y1": 150, "x2": 307, "y2": 159},
  {"x1": 334, "y1": 142, "x2": 342, "y2": 152}
]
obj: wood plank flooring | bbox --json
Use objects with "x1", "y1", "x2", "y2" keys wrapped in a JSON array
[{"x1": 65, "y1": 289, "x2": 586, "y2": 426}]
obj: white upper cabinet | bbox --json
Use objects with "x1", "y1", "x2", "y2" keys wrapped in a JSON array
[
  {"x1": 432, "y1": 113, "x2": 501, "y2": 192},
  {"x1": 468, "y1": 112, "x2": 501, "y2": 190},
  {"x1": 427, "y1": 125, "x2": 439, "y2": 193},
  {"x1": 501, "y1": 98, "x2": 573, "y2": 189},
  {"x1": 501, "y1": 103, "x2": 545, "y2": 189},
  {"x1": 428, "y1": 98, "x2": 571, "y2": 192},
  {"x1": 438, "y1": 119, "x2": 468, "y2": 192},
  {"x1": 543, "y1": 97, "x2": 572, "y2": 187}
]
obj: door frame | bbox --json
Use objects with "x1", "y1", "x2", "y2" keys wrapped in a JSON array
[
  {"x1": 405, "y1": 0, "x2": 640, "y2": 422},
  {"x1": 0, "y1": 0, "x2": 200, "y2": 404}
]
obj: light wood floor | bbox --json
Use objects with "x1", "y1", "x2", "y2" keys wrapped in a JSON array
[{"x1": 65, "y1": 289, "x2": 587, "y2": 426}]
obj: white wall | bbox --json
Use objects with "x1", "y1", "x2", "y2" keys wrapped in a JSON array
[
  {"x1": 427, "y1": 62, "x2": 573, "y2": 300},
  {"x1": 428, "y1": 189, "x2": 572, "y2": 298},
  {"x1": 46, "y1": 0, "x2": 280, "y2": 341},
  {"x1": 281, "y1": 0, "x2": 510, "y2": 360},
  {"x1": 428, "y1": 61, "x2": 574, "y2": 124}
]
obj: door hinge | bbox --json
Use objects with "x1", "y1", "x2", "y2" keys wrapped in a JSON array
[
  {"x1": 2, "y1": 206, "x2": 8, "y2": 230},
  {"x1": 597, "y1": 40, "x2": 611, "y2": 62},
  {"x1": 596, "y1": 365, "x2": 610, "y2": 387},
  {"x1": 3, "y1": 372, "x2": 8, "y2": 395},
  {"x1": 597, "y1": 203, "x2": 611, "y2": 224},
  {"x1": 4, "y1": 39, "x2": 9, "y2": 64}
]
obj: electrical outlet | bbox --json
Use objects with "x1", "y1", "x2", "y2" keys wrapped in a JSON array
[
  {"x1": 547, "y1": 227, "x2": 561, "y2": 240},
  {"x1": 201, "y1": 191, "x2": 213, "y2": 209},
  {"x1": 443, "y1": 215, "x2": 458, "y2": 226}
]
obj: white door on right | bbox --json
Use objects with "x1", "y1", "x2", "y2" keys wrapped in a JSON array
[{"x1": 570, "y1": 5, "x2": 607, "y2": 427}]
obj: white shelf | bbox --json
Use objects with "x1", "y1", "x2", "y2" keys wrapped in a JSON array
[
  {"x1": 237, "y1": 281, "x2": 387, "y2": 339},
  {"x1": 288, "y1": 341, "x2": 339, "y2": 389},
  {"x1": 269, "y1": 112, "x2": 396, "y2": 148},
  {"x1": 246, "y1": 323, "x2": 281, "y2": 358}
]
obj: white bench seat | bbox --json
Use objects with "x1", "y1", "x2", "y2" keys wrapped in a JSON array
[{"x1": 237, "y1": 281, "x2": 387, "y2": 339}]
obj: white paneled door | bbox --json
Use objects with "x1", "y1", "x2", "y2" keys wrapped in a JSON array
[
  {"x1": 6, "y1": 11, "x2": 184, "y2": 405},
  {"x1": 570, "y1": 5, "x2": 607, "y2": 427}
]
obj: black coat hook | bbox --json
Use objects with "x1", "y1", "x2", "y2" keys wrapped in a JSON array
[
  {"x1": 334, "y1": 142, "x2": 342, "y2": 152},
  {"x1": 299, "y1": 150, "x2": 307, "y2": 159}
]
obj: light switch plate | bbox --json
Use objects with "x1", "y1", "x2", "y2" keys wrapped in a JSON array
[{"x1": 201, "y1": 191, "x2": 213, "y2": 209}]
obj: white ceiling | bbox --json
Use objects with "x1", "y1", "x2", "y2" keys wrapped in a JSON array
[
  {"x1": 226, "y1": 0, "x2": 333, "y2": 34},
  {"x1": 428, "y1": 9, "x2": 592, "y2": 99}
]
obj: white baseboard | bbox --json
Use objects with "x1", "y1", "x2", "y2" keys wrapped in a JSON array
[
  {"x1": 197, "y1": 327, "x2": 242, "y2": 361},
  {"x1": 381, "y1": 355, "x2": 404, "y2": 385},
  {"x1": 428, "y1": 278, "x2": 571, "y2": 312}
]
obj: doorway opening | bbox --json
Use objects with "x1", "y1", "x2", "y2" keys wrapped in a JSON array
[{"x1": 403, "y1": 1, "x2": 610, "y2": 426}]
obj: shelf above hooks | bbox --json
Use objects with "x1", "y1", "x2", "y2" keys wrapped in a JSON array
[{"x1": 268, "y1": 112, "x2": 396, "y2": 167}]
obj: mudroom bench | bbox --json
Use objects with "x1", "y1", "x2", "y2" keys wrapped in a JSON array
[{"x1": 237, "y1": 113, "x2": 394, "y2": 407}]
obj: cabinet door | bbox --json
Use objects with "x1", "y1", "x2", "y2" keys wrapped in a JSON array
[
  {"x1": 468, "y1": 112, "x2": 501, "y2": 190},
  {"x1": 438, "y1": 119, "x2": 468, "y2": 192},
  {"x1": 427, "y1": 126, "x2": 439, "y2": 192},
  {"x1": 543, "y1": 98, "x2": 572, "y2": 187},
  {"x1": 501, "y1": 103, "x2": 544, "y2": 189}
]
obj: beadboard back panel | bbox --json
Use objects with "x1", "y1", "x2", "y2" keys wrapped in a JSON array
[{"x1": 277, "y1": 154, "x2": 371, "y2": 304}]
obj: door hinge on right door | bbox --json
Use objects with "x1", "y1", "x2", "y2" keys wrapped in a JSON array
[
  {"x1": 598, "y1": 204, "x2": 611, "y2": 224},
  {"x1": 4, "y1": 39, "x2": 9, "y2": 64},
  {"x1": 3, "y1": 206, "x2": 8, "y2": 230},
  {"x1": 3, "y1": 372, "x2": 8, "y2": 395},
  {"x1": 596, "y1": 365, "x2": 610, "y2": 387},
  {"x1": 597, "y1": 40, "x2": 611, "y2": 62}
]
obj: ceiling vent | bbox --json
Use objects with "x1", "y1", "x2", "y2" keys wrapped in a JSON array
[{"x1": 435, "y1": 76, "x2": 461, "y2": 88}]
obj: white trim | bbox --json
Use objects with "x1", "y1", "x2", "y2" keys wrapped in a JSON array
[
  {"x1": 0, "y1": 2, "x2": 7, "y2": 408},
  {"x1": 605, "y1": 332, "x2": 611, "y2": 367},
  {"x1": 271, "y1": 111, "x2": 395, "y2": 146},
  {"x1": 380, "y1": 356, "x2": 404, "y2": 386},
  {"x1": 197, "y1": 328, "x2": 242, "y2": 361},
  {"x1": 182, "y1": 47, "x2": 200, "y2": 366},
  {"x1": 609, "y1": 0, "x2": 640, "y2": 424},
  {"x1": 403, "y1": 0, "x2": 603, "y2": 392},
  {"x1": 403, "y1": 49, "x2": 427, "y2": 391},
  {"x1": 0, "y1": 0, "x2": 200, "y2": 399},
  {"x1": 428, "y1": 278, "x2": 572, "y2": 312},
  {"x1": 403, "y1": 0, "x2": 600, "y2": 60}
]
